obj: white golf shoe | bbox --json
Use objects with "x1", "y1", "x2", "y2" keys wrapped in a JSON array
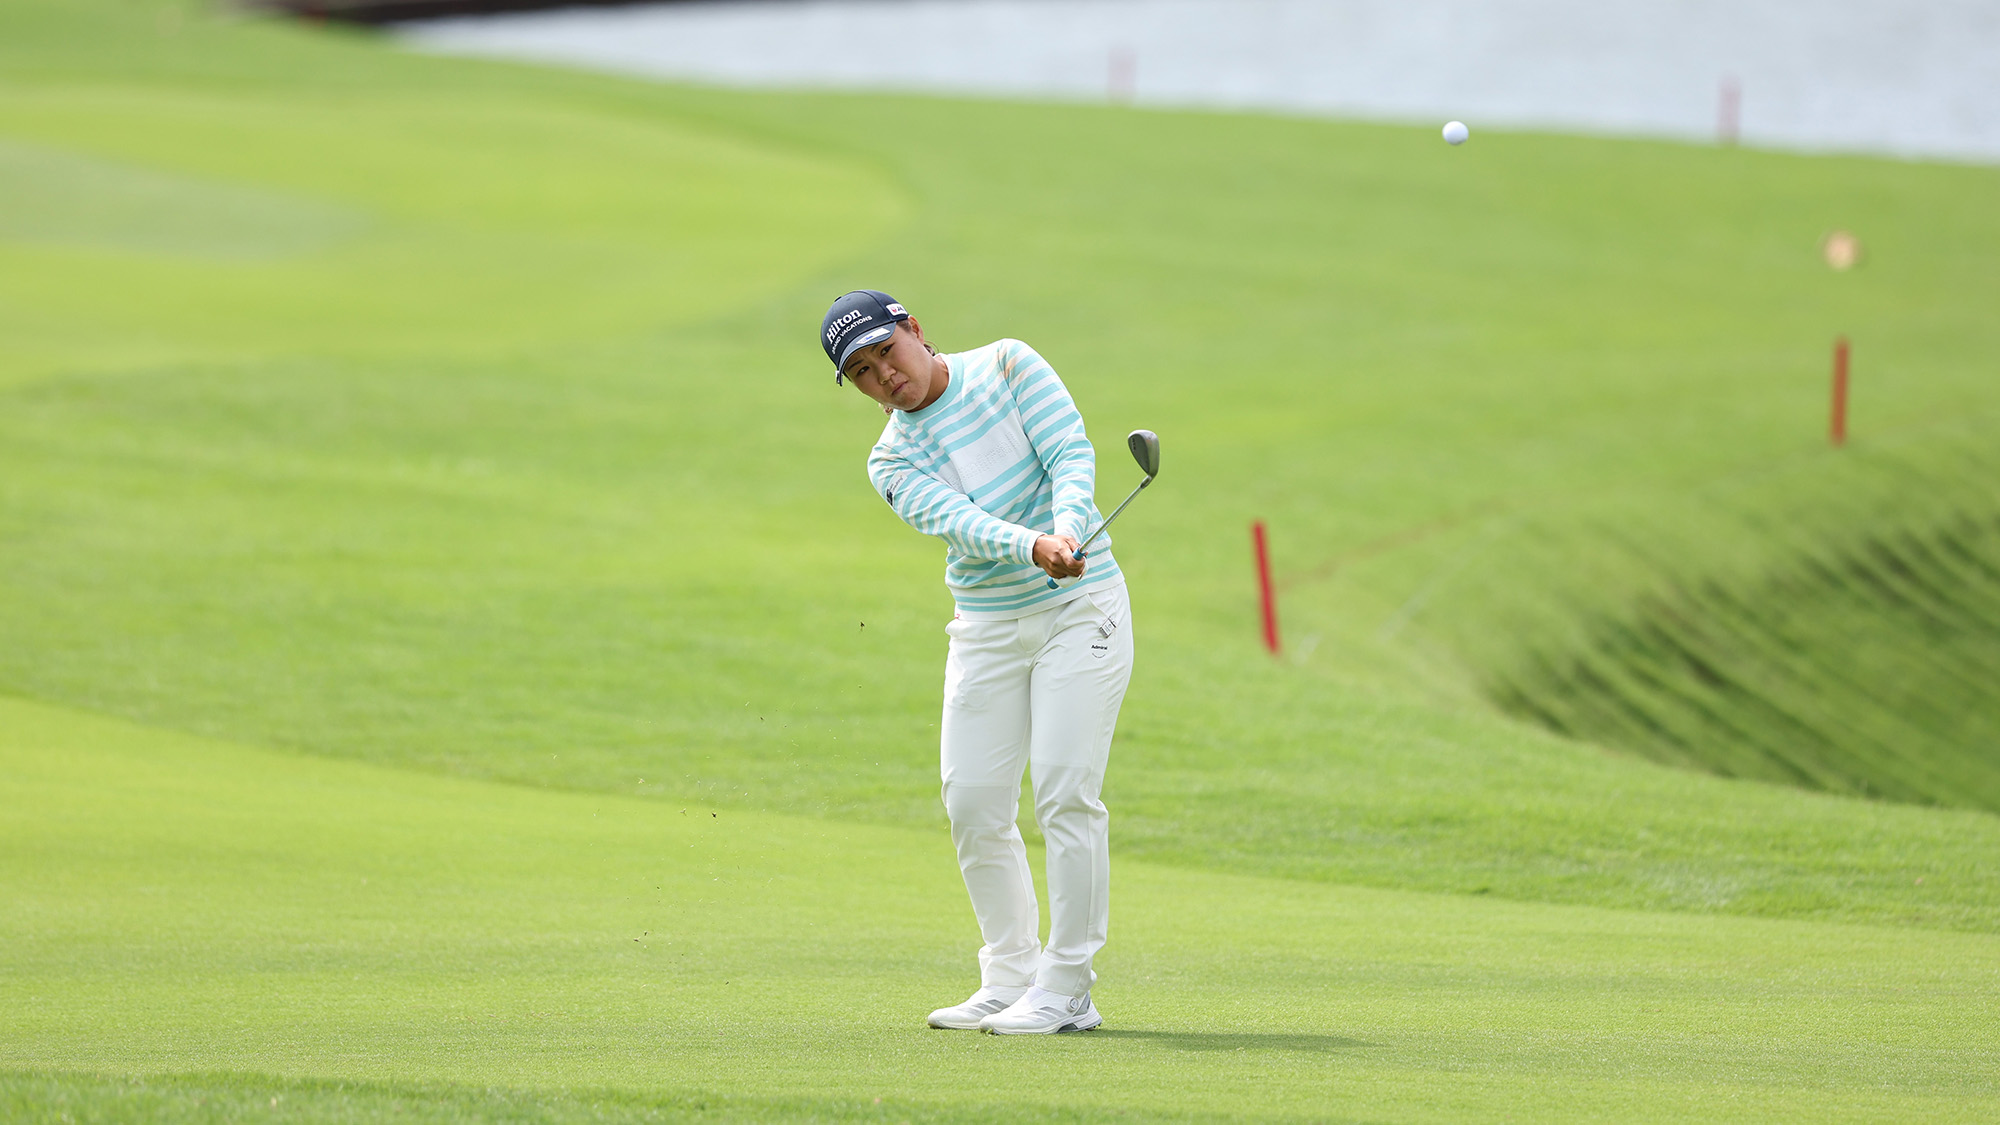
[
  {"x1": 927, "y1": 986, "x2": 1027, "y2": 1030},
  {"x1": 979, "y1": 986, "x2": 1102, "y2": 1035}
]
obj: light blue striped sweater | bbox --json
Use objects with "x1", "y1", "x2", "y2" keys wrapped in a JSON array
[{"x1": 868, "y1": 338, "x2": 1122, "y2": 619}]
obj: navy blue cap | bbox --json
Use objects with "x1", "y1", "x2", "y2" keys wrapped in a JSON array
[{"x1": 821, "y1": 289, "x2": 908, "y2": 384}]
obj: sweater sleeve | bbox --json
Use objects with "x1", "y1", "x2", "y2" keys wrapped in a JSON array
[
  {"x1": 999, "y1": 340, "x2": 1097, "y2": 542},
  {"x1": 868, "y1": 440, "x2": 1041, "y2": 566}
]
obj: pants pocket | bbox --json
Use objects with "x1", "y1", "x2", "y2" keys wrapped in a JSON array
[{"x1": 1086, "y1": 588, "x2": 1125, "y2": 639}]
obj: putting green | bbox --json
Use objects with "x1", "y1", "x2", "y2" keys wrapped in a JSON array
[
  {"x1": 6, "y1": 696, "x2": 1997, "y2": 1122},
  {"x1": 0, "y1": 79, "x2": 903, "y2": 383}
]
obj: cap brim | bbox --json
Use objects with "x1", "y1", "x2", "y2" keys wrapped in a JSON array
[{"x1": 834, "y1": 323, "x2": 896, "y2": 380}]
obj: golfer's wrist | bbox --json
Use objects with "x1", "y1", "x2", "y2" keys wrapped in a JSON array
[{"x1": 1017, "y1": 527, "x2": 1047, "y2": 566}]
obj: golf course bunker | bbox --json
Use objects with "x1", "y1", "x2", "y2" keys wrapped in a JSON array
[{"x1": 401, "y1": 0, "x2": 2000, "y2": 163}]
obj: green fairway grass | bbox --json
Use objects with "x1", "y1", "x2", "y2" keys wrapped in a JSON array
[
  {"x1": 6, "y1": 697, "x2": 1998, "y2": 1122},
  {"x1": 4, "y1": 0, "x2": 1999, "y2": 1119}
]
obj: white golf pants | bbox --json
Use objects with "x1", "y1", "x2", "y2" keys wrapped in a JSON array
[{"x1": 940, "y1": 582, "x2": 1134, "y2": 999}]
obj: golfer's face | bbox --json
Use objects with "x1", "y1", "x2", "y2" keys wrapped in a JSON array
[{"x1": 845, "y1": 324, "x2": 931, "y2": 412}]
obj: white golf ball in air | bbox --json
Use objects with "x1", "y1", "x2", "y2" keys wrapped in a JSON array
[{"x1": 1443, "y1": 121, "x2": 1469, "y2": 145}]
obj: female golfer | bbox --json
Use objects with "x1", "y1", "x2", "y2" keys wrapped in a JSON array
[{"x1": 821, "y1": 290, "x2": 1134, "y2": 1035}]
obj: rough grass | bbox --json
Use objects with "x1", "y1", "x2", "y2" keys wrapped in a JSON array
[{"x1": 1493, "y1": 507, "x2": 2000, "y2": 807}]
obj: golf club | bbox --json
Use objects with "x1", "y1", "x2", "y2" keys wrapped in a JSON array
[{"x1": 1046, "y1": 429, "x2": 1160, "y2": 589}]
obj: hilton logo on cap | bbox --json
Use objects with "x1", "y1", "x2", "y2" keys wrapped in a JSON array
[{"x1": 825, "y1": 308, "x2": 872, "y2": 345}]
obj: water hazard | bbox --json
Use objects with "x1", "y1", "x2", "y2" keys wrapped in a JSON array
[{"x1": 402, "y1": 0, "x2": 2000, "y2": 162}]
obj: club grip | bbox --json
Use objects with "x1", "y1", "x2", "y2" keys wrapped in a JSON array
[{"x1": 1045, "y1": 548, "x2": 1090, "y2": 590}]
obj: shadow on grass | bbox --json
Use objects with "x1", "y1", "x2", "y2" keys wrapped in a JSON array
[{"x1": 1086, "y1": 1029, "x2": 1371, "y2": 1053}]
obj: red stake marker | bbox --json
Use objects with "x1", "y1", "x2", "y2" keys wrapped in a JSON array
[
  {"x1": 1831, "y1": 336, "x2": 1850, "y2": 447},
  {"x1": 1252, "y1": 521, "x2": 1281, "y2": 655}
]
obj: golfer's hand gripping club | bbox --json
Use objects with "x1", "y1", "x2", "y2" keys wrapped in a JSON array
[
  {"x1": 1045, "y1": 477, "x2": 1151, "y2": 588},
  {"x1": 1034, "y1": 534, "x2": 1086, "y2": 583},
  {"x1": 1044, "y1": 430, "x2": 1161, "y2": 590}
]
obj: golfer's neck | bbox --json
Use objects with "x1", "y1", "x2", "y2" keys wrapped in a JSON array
[{"x1": 916, "y1": 355, "x2": 950, "y2": 411}]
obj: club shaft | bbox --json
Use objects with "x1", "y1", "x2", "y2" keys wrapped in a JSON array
[
  {"x1": 1044, "y1": 475, "x2": 1153, "y2": 589},
  {"x1": 1076, "y1": 476, "x2": 1151, "y2": 557}
]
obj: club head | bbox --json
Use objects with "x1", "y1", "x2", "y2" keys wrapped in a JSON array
[{"x1": 1127, "y1": 429, "x2": 1160, "y2": 480}]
